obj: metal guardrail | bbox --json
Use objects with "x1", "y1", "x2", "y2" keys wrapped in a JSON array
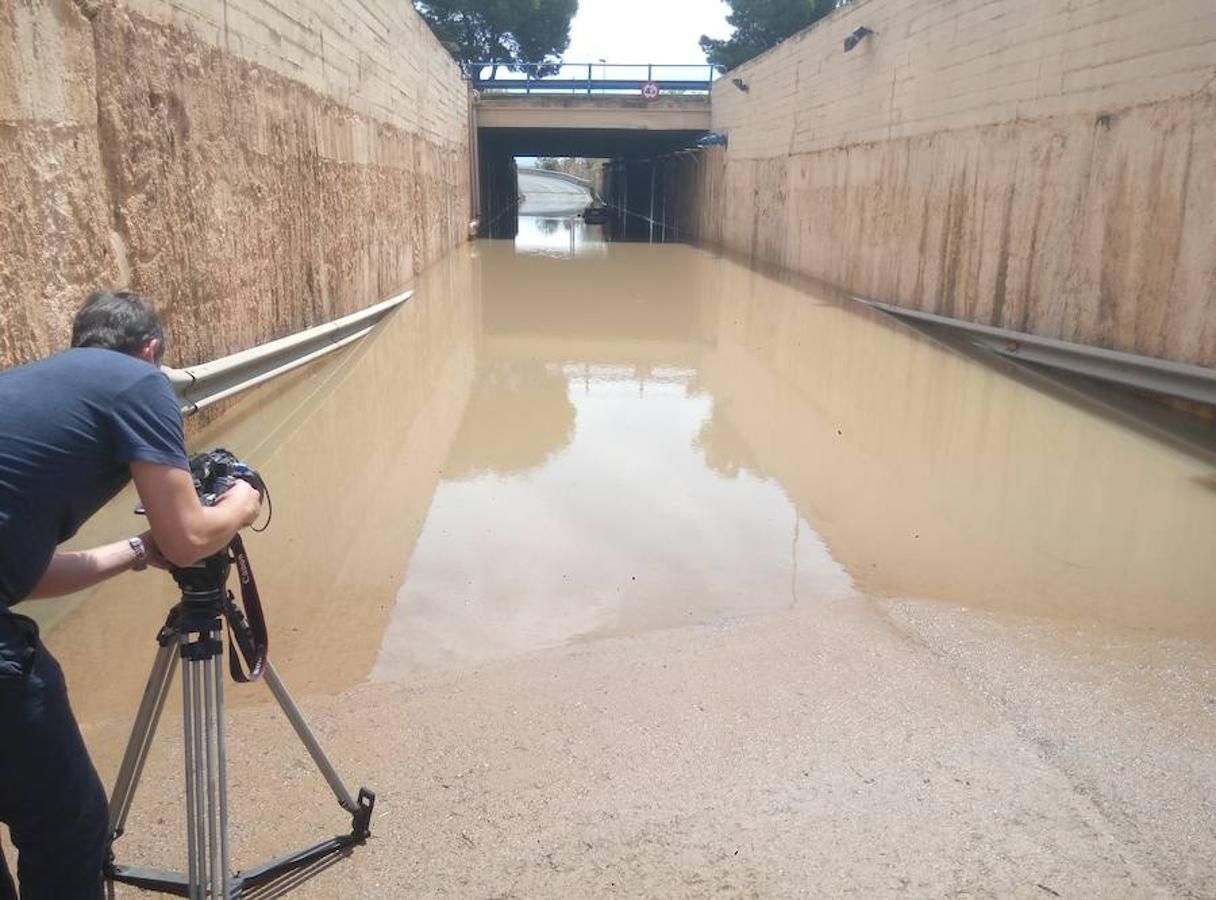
[
  {"x1": 471, "y1": 62, "x2": 719, "y2": 95},
  {"x1": 166, "y1": 290, "x2": 411, "y2": 414},
  {"x1": 857, "y1": 297, "x2": 1216, "y2": 406}
]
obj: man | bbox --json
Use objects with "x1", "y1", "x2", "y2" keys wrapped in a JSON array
[{"x1": 0, "y1": 290, "x2": 262, "y2": 899}]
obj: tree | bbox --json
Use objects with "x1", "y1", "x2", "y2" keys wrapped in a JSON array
[
  {"x1": 413, "y1": 0, "x2": 578, "y2": 77},
  {"x1": 700, "y1": 0, "x2": 842, "y2": 71}
]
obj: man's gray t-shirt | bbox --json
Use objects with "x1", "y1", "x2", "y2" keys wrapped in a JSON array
[{"x1": 0, "y1": 348, "x2": 190, "y2": 606}]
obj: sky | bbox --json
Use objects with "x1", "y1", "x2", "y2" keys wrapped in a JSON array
[{"x1": 563, "y1": 0, "x2": 733, "y2": 66}]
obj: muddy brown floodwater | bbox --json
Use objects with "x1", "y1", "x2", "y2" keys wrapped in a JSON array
[{"x1": 11, "y1": 217, "x2": 1216, "y2": 896}]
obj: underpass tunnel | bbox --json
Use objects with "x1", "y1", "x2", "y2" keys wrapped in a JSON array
[{"x1": 476, "y1": 127, "x2": 706, "y2": 240}]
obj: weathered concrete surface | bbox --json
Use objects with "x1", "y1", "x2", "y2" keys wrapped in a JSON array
[
  {"x1": 670, "y1": 0, "x2": 1216, "y2": 369},
  {"x1": 0, "y1": 0, "x2": 114, "y2": 366},
  {"x1": 0, "y1": 0, "x2": 470, "y2": 370},
  {"x1": 477, "y1": 94, "x2": 711, "y2": 132}
]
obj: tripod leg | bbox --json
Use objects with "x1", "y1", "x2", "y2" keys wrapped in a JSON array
[
  {"x1": 182, "y1": 658, "x2": 198, "y2": 897},
  {"x1": 188, "y1": 656, "x2": 209, "y2": 898},
  {"x1": 262, "y1": 662, "x2": 359, "y2": 814},
  {"x1": 108, "y1": 639, "x2": 179, "y2": 841},
  {"x1": 202, "y1": 653, "x2": 223, "y2": 900},
  {"x1": 214, "y1": 652, "x2": 232, "y2": 898}
]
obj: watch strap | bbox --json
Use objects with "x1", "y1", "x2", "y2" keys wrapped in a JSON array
[{"x1": 129, "y1": 536, "x2": 148, "y2": 571}]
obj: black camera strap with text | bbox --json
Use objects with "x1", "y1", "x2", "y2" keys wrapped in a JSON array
[{"x1": 223, "y1": 534, "x2": 269, "y2": 682}]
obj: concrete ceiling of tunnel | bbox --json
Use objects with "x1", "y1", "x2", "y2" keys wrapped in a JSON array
[{"x1": 479, "y1": 127, "x2": 707, "y2": 159}]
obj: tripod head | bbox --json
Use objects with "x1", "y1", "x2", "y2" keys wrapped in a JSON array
[
  {"x1": 170, "y1": 548, "x2": 232, "y2": 609},
  {"x1": 165, "y1": 535, "x2": 268, "y2": 684}
]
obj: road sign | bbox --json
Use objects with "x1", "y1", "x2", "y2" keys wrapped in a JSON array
[{"x1": 640, "y1": 81, "x2": 661, "y2": 100}]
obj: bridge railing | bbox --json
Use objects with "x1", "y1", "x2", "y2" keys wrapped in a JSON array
[{"x1": 471, "y1": 62, "x2": 720, "y2": 95}]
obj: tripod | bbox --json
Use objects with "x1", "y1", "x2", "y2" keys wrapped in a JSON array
[{"x1": 105, "y1": 550, "x2": 374, "y2": 898}]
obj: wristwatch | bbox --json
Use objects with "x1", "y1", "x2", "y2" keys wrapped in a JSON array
[{"x1": 129, "y1": 536, "x2": 148, "y2": 571}]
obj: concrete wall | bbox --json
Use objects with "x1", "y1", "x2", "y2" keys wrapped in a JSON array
[
  {"x1": 0, "y1": 0, "x2": 470, "y2": 370},
  {"x1": 476, "y1": 94, "x2": 711, "y2": 131},
  {"x1": 670, "y1": 0, "x2": 1216, "y2": 368}
]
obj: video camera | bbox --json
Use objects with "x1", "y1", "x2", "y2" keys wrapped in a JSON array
[
  {"x1": 188, "y1": 447, "x2": 269, "y2": 510},
  {"x1": 172, "y1": 447, "x2": 271, "y2": 682}
]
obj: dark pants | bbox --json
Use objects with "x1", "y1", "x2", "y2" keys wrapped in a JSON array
[{"x1": 0, "y1": 611, "x2": 107, "y2": 900}]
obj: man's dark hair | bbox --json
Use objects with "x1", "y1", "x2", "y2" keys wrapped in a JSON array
[{"x1": 71, "y1": 290, "x2": 166, "y2": 362}]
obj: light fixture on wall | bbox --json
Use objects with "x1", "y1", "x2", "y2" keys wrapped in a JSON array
[
  {"x1": 843, "y1": 26, "x2": 873, "y2": 52},
  {"x1": 731, "y1": 77, "x2": 750, "y2": 93}
]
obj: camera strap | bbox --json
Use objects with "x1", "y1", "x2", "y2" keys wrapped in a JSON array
[{"x1": 224, "y1": 534, "x2": 269, "y2": 682}]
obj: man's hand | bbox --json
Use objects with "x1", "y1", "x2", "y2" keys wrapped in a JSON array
[
  {"x1": 213, "y1": 480, "x2": 262, "y2": 528},
  {"x1": 138, "y1": 529, "x2": 172, "y2": 570}
]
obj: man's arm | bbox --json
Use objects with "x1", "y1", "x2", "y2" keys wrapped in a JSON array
[
  {"x1": 27, "y1": 531, "x2": 167, "y2": 599},
  {"x1": 131, "y1": 461, "x2": 261, "y2": 568},
  {"x1": 27, "y1": 463, "x2": 261, "y2": 598}
]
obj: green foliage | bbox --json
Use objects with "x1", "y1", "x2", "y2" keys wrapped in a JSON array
[
  {"x1": 413, "y1": 0, "x2": 578, "y2": 76},
  {"x1": 700, "y1": 0, "x2": 841, "y2": 71}
]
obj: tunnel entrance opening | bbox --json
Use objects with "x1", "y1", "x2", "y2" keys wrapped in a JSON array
[
  {"x1": 513, "y1": 157, "x2": 606, "y2": 256},
  {"x1": 477, "y1": 126, "x2": 706, "y2": 243},
  {"x1": 516, "y1": 157, "x2": 601, "y2": 218}
]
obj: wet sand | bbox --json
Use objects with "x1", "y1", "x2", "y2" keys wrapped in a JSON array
[
  {"x1": 94, "y1": 593, "x2": 1216, "y2": 897},
  {"x1": 8, "y1": 221, "x2": 1216, "y2": 895}
]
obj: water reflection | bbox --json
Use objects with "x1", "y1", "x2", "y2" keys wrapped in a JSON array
[
  {"x1": 27, "y1": 233, "x2": 1216, "y2": 725},
  {"x1": 694, "y1": 259, "x2": 1216, "y2": 635},
  {"x1": 696, "y1": 402, "x2": 767, "y2": 480},
  {"x1": 514, "y1": 215, "x2": 608, "y2": 258},
  {"x1": 372, "y1": 239, "x2": 1216, "y2": 677},
  {"x1": 444, "y1": 360, "x2": 576, "y2": 479},
  {"x1": 372, "y1": 366, "x2": 852, "y2": 678},
  {"x1": 372, "y1": 240, "x2": 855, "y2": 676}
]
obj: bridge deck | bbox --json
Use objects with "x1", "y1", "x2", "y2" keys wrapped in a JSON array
[{"x1": 475, "y1": 94, "x2": 711, "y2": 132}]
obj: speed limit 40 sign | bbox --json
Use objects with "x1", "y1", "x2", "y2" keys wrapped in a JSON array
[{"x1": 641, "y1": 81, "x2": 661, "y2": 100}]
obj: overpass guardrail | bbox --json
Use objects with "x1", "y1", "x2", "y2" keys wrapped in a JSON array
[{"x1": 471, "y1": 62, "x2": 720, "y2": 95}]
